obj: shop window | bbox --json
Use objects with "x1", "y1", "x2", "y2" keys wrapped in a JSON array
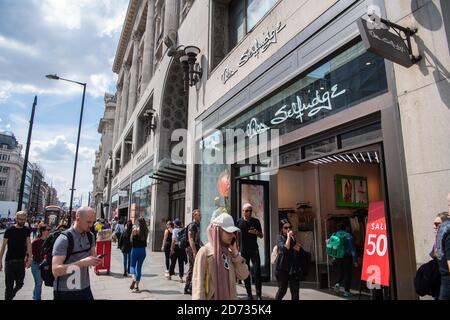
[
  {"x1": 303, "y1": 137, "x2": 337, "y2": 159},
  {"x1": 340, "y1": 123, "x2": 382, "y2": 149}
]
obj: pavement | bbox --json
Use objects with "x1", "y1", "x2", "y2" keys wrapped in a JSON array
[{"x1": 0, "y1": 233, "x2": 361, "y2": 300}]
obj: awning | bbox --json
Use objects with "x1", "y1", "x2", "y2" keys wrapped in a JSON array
[{"x1": 149, "y1": 158, "x2": 186, "y2": 183}]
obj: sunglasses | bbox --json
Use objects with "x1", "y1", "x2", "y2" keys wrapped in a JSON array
[
  {"x1": 222, "y1": 253, "x2": 230, "y2": 270},
  {"x1": 434, "y1": 222, "x2": 441, "y2": 227},
  {"x1": 244, "y1": 209, "x2": 252, "y2": 212},
  {"x1": 283, "y1": 226, "x2": 292, "y2": 230}
]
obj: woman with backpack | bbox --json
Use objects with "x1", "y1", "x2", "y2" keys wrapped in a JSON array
[
  {"x1": 31, "y1": 224, "x2": 51, "y2": 300},
  {"x1": 119, "y1": 220, "x2": 133, "y2": 277},
  {"x1": 161, "y1": 220, "x2": 174, "y2": 278},
  {"x1": 129, "y1": 218, "x2": 149, "y2": 293},
  {"x1": 274, "y1": 219, "x2": 305, "y2": 300},
  {"x1": 169, "y1": 219, "x2": 187, "y2": 282}
]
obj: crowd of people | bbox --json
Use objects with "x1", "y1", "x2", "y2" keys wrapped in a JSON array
[{"x1": 0, "y1": 191, "x2": 449, "y2": 301}]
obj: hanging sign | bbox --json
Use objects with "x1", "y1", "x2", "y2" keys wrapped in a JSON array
[
  {"x1": 361, "y1": 201, "x2": 390, "y2": 287},
  {"x1": 357, "y1": 18, "x2": 413, "y2": 68}
]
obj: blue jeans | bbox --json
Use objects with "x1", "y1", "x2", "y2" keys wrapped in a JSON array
[
  {"x1": 440, "y1": 275, "x2": 450, "y2": 300},
  {"x1": 31, "y1": 261, "x2": 43, "y2": 300},
  {"x1": 123, "y1": 252, "x2": 131, "y2": 274},
  {"x1": 130, "y1": 247, "x2": 146, "y2": 281}
]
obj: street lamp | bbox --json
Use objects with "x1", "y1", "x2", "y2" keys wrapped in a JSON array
[{"x1": 45, "y1": 74, "x2": 87, "y2": 226}]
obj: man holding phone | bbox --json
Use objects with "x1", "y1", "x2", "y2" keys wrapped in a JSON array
[
  {"x1": 52, "y1": 207, "x2": 100, "y2": 300},
  {"x1": 236, "y1": 203, "x2": 263, "y2": 300}
]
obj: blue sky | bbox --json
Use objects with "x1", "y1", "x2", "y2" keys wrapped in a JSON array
[{"x1": 0, "y1": 0, "x2": 129, "y2": 206}]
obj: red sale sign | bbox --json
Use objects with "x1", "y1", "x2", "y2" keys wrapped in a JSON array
[{"x1": 361, "y1": 202, "x2": 390, "y2": 287}]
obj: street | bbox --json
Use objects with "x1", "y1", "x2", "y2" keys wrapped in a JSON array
[{"x1": 0, "y1": 232, "x2": 349, "y2": 300}]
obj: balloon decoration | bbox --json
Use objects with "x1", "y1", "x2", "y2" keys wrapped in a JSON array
[{"x1": 217, "y1": 170, "x2": 231, "y2": 198}]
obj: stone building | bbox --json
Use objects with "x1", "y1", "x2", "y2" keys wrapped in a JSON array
[
  {"x1": 107, "y1": 0, "x2": 450, "y2": 299},
  {"x1": 92, "y1": 93, "x2": 117, "y2": 219}
]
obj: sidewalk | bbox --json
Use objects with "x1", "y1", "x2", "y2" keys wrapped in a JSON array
[{"x1": 0, "y1": 234, "x2": 349, "y2": 300}]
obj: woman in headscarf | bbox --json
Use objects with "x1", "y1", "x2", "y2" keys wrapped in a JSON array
[{"x1": 192, "y1": 214, "x2": 249, "y2": 300}]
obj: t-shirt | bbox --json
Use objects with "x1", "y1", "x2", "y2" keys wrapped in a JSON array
[
  {"x1": 188, "y1": 222, "x2": 201, "y2": 250},
  {"x1": 439, "y1": 232, "x2": 450, "y2": 276},
  {"x1": 4, "y1": 226, "x2": 31, "y2": 261},
  {"x1": 236, "y1": 217, "x2": 262, "y2": 253},
  {"x1": 32, "y1": 238, "x2": 45, "y2": 263},
  {"x1": 52, "y1": 227, "x2": 95, "y2": 292}
]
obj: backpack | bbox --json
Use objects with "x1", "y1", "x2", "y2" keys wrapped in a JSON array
[
  {"x1": 39, "y1": 230, "x2": 94, "y2": 287},
  {"x1": 271, "y1": 245, "x2": 278, "y2": 264},
  {"x1": 177, "y1": 222, "x2": 195, "y2": 250},
  {"x1": 326, "y1": 232, "x2": 346, "y2": 259},
  {"x1": 414, "y1": 258, "x2": 441, "y2": 297}
]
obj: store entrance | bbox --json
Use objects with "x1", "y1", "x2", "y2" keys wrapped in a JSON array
[{"x1": 277, "y1": 144, "x2": 387, "y2": 296}]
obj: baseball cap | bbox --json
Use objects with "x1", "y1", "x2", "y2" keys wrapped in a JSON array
[
  {"x1": 211, "y1": 213, "x2": 240, "y2": 233},
  {"x1": 174, "y1": 218, "x2": 182, "y2": 226}
]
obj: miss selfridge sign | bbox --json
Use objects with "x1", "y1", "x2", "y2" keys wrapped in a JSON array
[
  {"x1": 221, "y1": 22, "x2": 286, "y2": 84},
  {"x1": 245, "y1": 84, "x2": 346, "y2": 138},
  {"x1": 223, "y1": 42, "x2": 388, "y2": 139}
]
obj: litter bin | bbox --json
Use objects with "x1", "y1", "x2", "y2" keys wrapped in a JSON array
[
  {"x1": 319, "y1": 272, "x2": 329, "y2": 289},
  {"x1": 95, "y1": 229, "x2": 112, "y2": 275}
]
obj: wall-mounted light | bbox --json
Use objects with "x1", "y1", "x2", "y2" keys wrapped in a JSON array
[{"x1": 179, "y1": 46, "x2": 203, "y2": 91}]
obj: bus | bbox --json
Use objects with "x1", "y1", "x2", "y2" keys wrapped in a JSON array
[{"x1": 44, "y1": 205, "x2": 64, "y2": 229}]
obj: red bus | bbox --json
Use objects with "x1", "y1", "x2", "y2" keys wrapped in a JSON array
[{"x1": 44, "y1": 205, "x2": 64, "y2": 229}]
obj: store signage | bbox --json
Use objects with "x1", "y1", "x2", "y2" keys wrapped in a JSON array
[
  {"x1": 118, "y1": 190, "x2": 127, "y2": 197},
  {"x1": 221, "y1": 22, "x2": 286, "y2": 84},
  {"x1": 357, "y1": 18, "x2": 413, "y2": 68},
  {"x1": 245, "y1": 84, "x2": 347, "y2": 138},
  {"x1": 361, "y1": 201, "x2": 390, "y2": 287},
  {"x1": 136, "y1": 149, "x2": 148, "y2": 166}
]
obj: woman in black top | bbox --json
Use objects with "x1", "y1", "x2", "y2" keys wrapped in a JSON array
[
  {"x1": 129, "y1": 218, "x2": 149, "y2": 292},
  {"x1": 119, "y1": 220, "x2": 133, "y2": 276},
  {"x1": 275, "y1": 219, "x2": 304, "y2": 300},
  {"x1": 161, "y1": 221, "x2": 174, "y2": 278}
]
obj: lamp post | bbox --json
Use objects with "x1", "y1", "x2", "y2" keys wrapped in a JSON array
[{"x1": 45, "y1": 74, "x2": 86, "y2": 226}]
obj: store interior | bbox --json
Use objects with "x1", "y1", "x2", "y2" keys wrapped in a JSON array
[{"x1": 277, "y1": 146, "x2": 384, "y2": 293}]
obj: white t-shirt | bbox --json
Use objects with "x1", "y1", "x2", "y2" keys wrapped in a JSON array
[{"x1": 172, "y1": 228, "x2": 182, "y2": 245}]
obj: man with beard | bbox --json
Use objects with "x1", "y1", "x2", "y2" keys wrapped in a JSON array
[{"x1": 0, "y1": 211, "x2": 32, "y2": 300}]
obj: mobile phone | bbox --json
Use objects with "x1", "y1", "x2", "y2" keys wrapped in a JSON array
[{"x1": 97, "y1": 254, "x2": 107, "y2": 259}]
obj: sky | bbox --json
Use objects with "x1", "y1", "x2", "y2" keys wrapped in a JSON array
[{"x1": 0, "y1": 0, "x2": 129, "y2": 207}]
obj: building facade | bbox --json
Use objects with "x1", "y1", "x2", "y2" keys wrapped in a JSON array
[
  {"x1": 29, "y1": 163, "x2": 45, "y2": 216},
  {"x1": 0, "y1": 131, "x2": 23, "y2": 217},
  {"x1": 108, "y1": 0, "x2": 450, "y2": 299},
  {"x1": 92, "y1": 93, "x2": 117, "y2": 219}
]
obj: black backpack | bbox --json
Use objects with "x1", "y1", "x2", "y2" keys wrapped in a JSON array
[
  {"x1": 177, "y1": 222, "x2": 194, "y2": 250},
  {"x1": 414, "y1": 258, "x2": 441, "y2": 297},
  {"x1": 39, "y1": 230, "x2": 94, "y2": 287}
]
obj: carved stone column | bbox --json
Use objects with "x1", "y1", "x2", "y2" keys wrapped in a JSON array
[
  {"x1": 119, "y1": 62, "x2": 131, "y2": 136},
  {"x1": 127, "y1": 31, "x2": 141, "y2": 123},
  {"x1": 112, "y1": 82, "x2": 123, "y2": 148},
  {"x1": 163, "y1": 0, "x2": 179, "y2": 49},
  {"x1": 141, "y1": 0, "x2": 156, "y2": 89}
]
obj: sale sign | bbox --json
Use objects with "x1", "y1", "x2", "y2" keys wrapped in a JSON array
[{"x1": 361, "y1": 201, "x2": 390, "y2": 287}]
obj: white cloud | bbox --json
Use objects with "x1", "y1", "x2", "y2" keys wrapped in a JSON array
[
  {"x1": 41, "y1": 0, "x2": 84, "y2": 30},
  {"x1": 0, "y1": 34, "x2": 40, "y2": 57},
  {"x1": 89, "y1": 73, "x2": 115, "y2": 98}
]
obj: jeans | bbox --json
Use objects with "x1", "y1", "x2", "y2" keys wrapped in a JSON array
[
  {"x1": 169, "y1": 246, "x2": 185, "y2": 277},
  {"x1": 335, "y1": 255, "x2": 353, "y2": 292},
  {"x1": 5, "y1": 260, "x2": 25, "y2": 300},
  {"x1": 130, "y1": 247, "x2": 146, "y2": 281},
  {"x1": 242, "y1": 250, "x2": 262, "y2": 297},
  {"x1": 54, "y1": 287, "x2": 94, "y2": 300},
  {"x1": 439, "y1": 275, "x2": 450, "y2": 300},
  {"x1": 122, "y1": 252, "x2": 131, "y2": 274},
  {"x1": 31, "y1": 261, "x2": 43, "y2": 300},
  {"x1": 275, "y1": 270, "x2": 300, "y2": 300}
]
